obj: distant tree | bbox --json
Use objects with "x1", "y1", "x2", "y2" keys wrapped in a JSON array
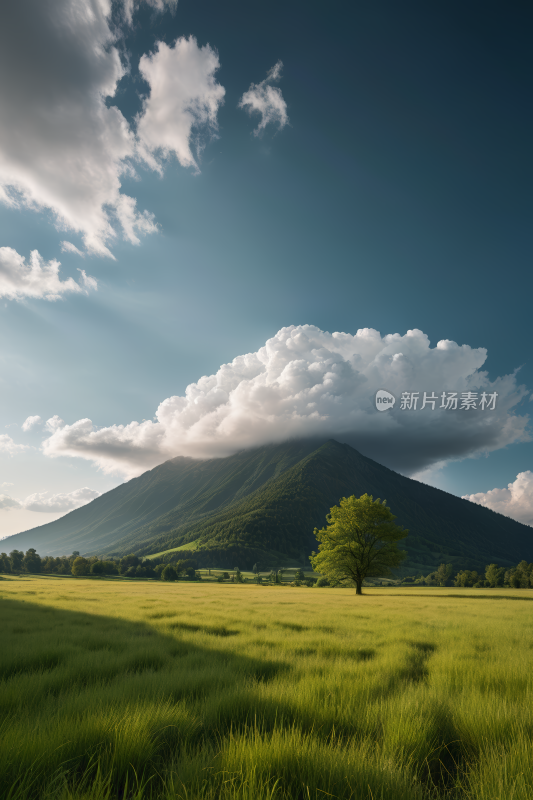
[
  {"x1": 516, "y1": 560, "x2": 531, "y2": 588},
  {"x1": 72, "y1": 557, "x2": 90, "y2": 576},
  {"x1": 234, "y1": 567, "x2": 243, "y2": 583},
  {"x1": 161, "y1": 564, "x2": 177, "y2": 582},
  {"x1": 175, "y1": 559, "x2": 197, "y2": 578},
  {"x1": 222, "y1": 572, "x2": 230, "y2": 580},
  {"x1": 435, "y1": 563, "x2": 453, "y2": 587},
  {"x1": 310, "y1": 494, "x2": 407, "y2": 595},
  {"x1": 119, "y1": 554, "x2": 140, "y2": 574},
  {"x1": 22, "y1": 549, "x2": 42, "y2": 574},
  {"x1": 9, "y1": 550, "x2": 24, "y2": 572},
  {"x1": 252, "y1": 563, "x2": 259, "y2": 574},
  {"x1": 72, "y1": 551, "x2": 80, "y2": 558},
  {"x1": 295, "y1": 568, "x2": 305, "y2": 581},
  {"x1": 485, "y1": 564, "x2": 505, "y2": 588},
  {"x1": 0, "y1": 552, "x2": 12, "y2": 573},
  {"x1": 315, "y1": 576, "x2": 329, "y2": 587},
  {"x1": 90, "y1": 560, "x2": 105, "y2": 575},
  {"x1": 454, "y1": 570, "x2": 480, "y2": 588}
]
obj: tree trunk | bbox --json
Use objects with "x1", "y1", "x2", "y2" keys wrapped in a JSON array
[{"x1": 356, "y1": 579, "x2": 362, "y2": 595}]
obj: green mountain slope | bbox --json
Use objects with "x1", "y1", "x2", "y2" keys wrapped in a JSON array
[
  {"x1": 3, "y1": 439, "x2": 533, "y2": 574},
  {"x1": 0, "y1": 440, "x2": 321, "y2": 557},
  {"x1": 127, "y1": 440, "x2": 533, "y2": 574}
]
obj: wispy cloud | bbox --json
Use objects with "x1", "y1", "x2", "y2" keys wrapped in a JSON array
[
  {"x1": 22, "y1": 416, "x2": 42, "y2": 432},
  {"x1": 0, "y1": 248, "x2": 97, "y2": 301},
  {"x1": 239, "y1": 61, "x2": 289, "y2": 136},
  {"x1": 0, "y1": 486, "x2": 101, "y2": 513},
  {"x1": 0, "y1": 433, "x2": 28, "y2": 455}
]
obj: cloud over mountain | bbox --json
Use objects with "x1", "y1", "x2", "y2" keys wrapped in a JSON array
[
  {"x1": 463, "y1": 471, "x2": 533, "y2": 527},
  {"x1": 41, "y1": 325, "x2": 530, "y2": 477}
]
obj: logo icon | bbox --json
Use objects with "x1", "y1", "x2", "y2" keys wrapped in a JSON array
[{"x1": 375, "y1": 389, "x2": 396, "y2": 411}]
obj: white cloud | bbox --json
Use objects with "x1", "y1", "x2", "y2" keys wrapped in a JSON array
[
  {"x1": 238, "y1": 61, "x2": 289, "y2": 136},
  {"x1": 136, "y1": 36, "x2": 225, "y2": 172},
  {"x1": 0, "y1": 1, "x2": 220, "y2": 257},
  {"x1": 60, "y1": 241, "x2": 84, "y2": 257},
  {"x1": 22, "y1": 416, "x2": 42, "y2": 432},
  {"x1": 45, "y1": 416, "x2": 66, "y2": 433},
  {"x1": 41, "y1": 324, "x2": 530, "y2": 478},
  {"x1": 0, "y1": 248, "x2": 97, "y2": 301},
  {"x1": 122, "y1": 0, "x2": 177, "y2": 26},
  {"x1": 0, "y1": 434, "x2": 28, "y2": 455},
  {"x1": 22, "y1": 487, "x2": 101, "y2": 513},
  {"x1": 0, "y1": 494, "x2": 21, "y2": 510},
  {"x1": 0, "y1": 486, "x2": 101, "y2": 513},
  {"x1": 463, "y1": 472, "x2": 533, "y2": 527},
  {"x1": 1, "y1": 482, "x2": 14, "y2": 488}
]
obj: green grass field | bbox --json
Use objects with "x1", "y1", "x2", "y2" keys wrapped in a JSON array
[{"x1": 1, "y1": 576, "x2": 532, "y2": 800}]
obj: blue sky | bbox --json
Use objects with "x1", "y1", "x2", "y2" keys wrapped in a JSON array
[{"x1": 1, "y1": 0, "x2": 532, "y2": 538}]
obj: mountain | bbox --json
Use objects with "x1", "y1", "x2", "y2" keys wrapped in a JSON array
[{"x1": 3, "y1": 440, "x2": 532, "y2": 574}]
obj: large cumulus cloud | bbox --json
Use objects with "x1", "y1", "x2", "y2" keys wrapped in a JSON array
[
  {"x1": 41, "y1": 325, "x2": 530, "y2": 477},
  {"x1": 463, "y1": 472, "x2": 533, "y2": 527}
]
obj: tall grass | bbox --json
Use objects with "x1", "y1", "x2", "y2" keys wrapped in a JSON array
[{"x1": 1, "y1": 576, "x2": 532, "y2": 798}]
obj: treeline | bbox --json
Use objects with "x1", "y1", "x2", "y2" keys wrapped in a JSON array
[
  {"x1": 0, "y1": 549, "x2": 200, "y2": 581},
  {"x1": 402, "y1": 560, "x2": 533, "y2": 588}
]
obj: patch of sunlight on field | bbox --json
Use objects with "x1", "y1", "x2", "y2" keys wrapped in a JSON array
[{"x1": 1, "y1": 576, "x2": 533, "y2": 799}]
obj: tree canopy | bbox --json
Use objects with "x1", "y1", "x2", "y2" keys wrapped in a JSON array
[{"x1": 310, "y1": 494, "x2": 408, "y2": 594}]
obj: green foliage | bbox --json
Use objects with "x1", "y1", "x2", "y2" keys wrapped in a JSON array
[
  {"x1": 22, "y1": 548, "x2": 41, "y2": 574},
  {"x1": 310, "y1": 494, "x2": 407, "y2": 594},
  {"x1": 0, "y1": 552, "x2": 12, "y2": 573},
  {"x1": 161, "y1": 564, "x2": 177, "y2": 582},
  {"x1": 9, "y1": 550, "x2": 24, "y2": 571},
  {"x1": 315, "y1": 576, "x2": 329, "y2": 587},
  {"x1": 435, "y1": 562, "x2": 453, "y2": 586},
  {"x1": 485, "y1": 563, "x2": 505, "y2": 587},
  {"x1": 119, "y1": 554, "x2": 140, "y2": 574},
  {"x1": 295, "y1": 568, "x2": 305, "y2": 581},
  {"x1": 71, "y1": 556, "x2": 90, "y2": 576}
]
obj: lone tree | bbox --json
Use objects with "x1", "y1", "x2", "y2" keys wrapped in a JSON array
[{"x1": 310, "y1": 494, "x2": 408, "y2": 595}]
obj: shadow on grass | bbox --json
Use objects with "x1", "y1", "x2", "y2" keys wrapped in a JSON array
[
  {"x1": 0, "y1": 596, "x2": 294, "y2": 798},
  {"x1": 383, "y1": 593, "x2": 533, "y2": 601}
]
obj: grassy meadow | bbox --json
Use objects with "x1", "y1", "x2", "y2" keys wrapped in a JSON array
[{"x1": 1, "y1": 576, "x2": 532, "y2": 800}]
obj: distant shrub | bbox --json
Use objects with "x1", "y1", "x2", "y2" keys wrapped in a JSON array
[{"x1": 315, "y1": 576, "x2": 329, "y2": 587}]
